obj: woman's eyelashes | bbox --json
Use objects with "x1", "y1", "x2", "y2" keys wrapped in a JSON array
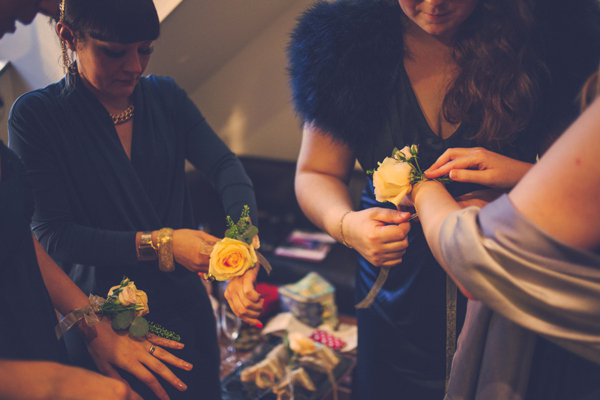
[
  {"x1": 101, "y1": 46, "x2": 154, "y2": 58},
  {"x1": 102, "y1": 48, "x2": 126, "y2": 58},
  {"x1": 138, "y1": 46, "x2": 154, "y2": 56}
]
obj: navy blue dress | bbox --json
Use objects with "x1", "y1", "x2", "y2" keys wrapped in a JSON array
[
  {"x1": 0, "y1": 142, "x2": 69, "y2": 364},
  {"x1": 8, "y1": 73, "x2": 257, "y2": 399}
]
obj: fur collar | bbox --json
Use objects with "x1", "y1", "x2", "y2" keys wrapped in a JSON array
[{"x1": 287, "y1": 0, "x2": 405, "y2": 153}]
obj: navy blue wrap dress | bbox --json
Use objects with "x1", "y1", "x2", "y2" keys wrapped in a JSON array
[{"x1": 8, "y1": 72, "x2": 257, "y2": 399}]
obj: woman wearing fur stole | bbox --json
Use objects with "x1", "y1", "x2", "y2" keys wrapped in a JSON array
[{"x1": 288, "y1": 0, "x2": 600, "y2": 398}]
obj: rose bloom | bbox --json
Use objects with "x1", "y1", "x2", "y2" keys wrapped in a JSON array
[
  {"x1": 252, "y1": 234, "x2": 260, "y2": 249},
  {"x1": 398, "y1": 145, "x2": 413, "y2": 161},
  {"x1": 288, "y1": 332, "x2": 317, "y2": 355},
  {"x1": 108, "y1": 281, "x2": 138, "y2": 306},
  {"x1": 209, "y1": 237, "x2": 258, "y2": 280},
  {"x1": 372, "y1": 156, "x2": 414, "y2": 206},
  {"x1": 135, "y1": 290, "x2": 150, "y2": 316}
]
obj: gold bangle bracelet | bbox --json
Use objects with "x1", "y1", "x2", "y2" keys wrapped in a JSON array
[
  {"x1": 138, "y1": 231, "x2": 157, "y2": 261},
  {"x1": 157, "y1": 228, "x2": 175, "y2": 272},
  {"x1": 339, "y1": 211, "x2": 353, "y2": 249}
]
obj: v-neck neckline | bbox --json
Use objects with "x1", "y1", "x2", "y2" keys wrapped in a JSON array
[{"x1": 399, "y1": 62, "x2": 466, "y2": 143}]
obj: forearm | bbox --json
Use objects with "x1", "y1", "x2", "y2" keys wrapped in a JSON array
[
  {"x1": 211, "y1": 154, "x2": 258, "y2": 223},
  {"x1": 295, "y1": 170, "x2": 354, "y2": 242},
  {"x1": 39, "y1": 223, "x2": 138, "y2": 266},
  {"x1": 33, "y1": 235, "x2": 91, "y2": 315},
  {"x1": 412, "y1": 181, "x2": 474, "y2": 298},
  {"x1": 0, "y1": 360, "x2": 133, "y2": 400},
  {"x1": 0, "y1": 360, "x2": 71, "y2": 399}
]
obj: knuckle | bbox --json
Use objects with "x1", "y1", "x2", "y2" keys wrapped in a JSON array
[
  {"x1": 141, "y1": 374, "x2": 158, "y2": 386},
  {"x1": 112, "y1": 381, "x2": 129, "y2": 399}
]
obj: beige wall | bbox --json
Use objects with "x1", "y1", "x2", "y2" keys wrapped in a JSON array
[
  {"x1": 0, "y1": 1, "x2": 313, "y2": 162},
  {"x1": 0, "y1": 16, "x2": 63, "y2": 144},
  {"x1": 189, "y1": 0, "x2": 313, "y2": 162}
]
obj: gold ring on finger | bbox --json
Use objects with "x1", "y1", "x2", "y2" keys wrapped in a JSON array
[{"x1": 149, "y1": 344, "x2": 156, "y2": 356}]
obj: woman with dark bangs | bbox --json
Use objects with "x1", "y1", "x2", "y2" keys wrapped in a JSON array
[
  {"x1": 8, "y1": 0, "x2": 260, "y2": 398},
  {"x1": 287, "y1": 0, "x2": 600, "y2": 398}
]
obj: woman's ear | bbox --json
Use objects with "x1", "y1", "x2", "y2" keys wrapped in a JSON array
[{"x1": 56, "y1": 22, "x2": 77, "y2": 51}]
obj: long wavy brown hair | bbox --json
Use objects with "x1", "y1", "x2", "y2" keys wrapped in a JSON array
[{"x1": 443, "y1": 0, "x2": 544, "y2": 147}]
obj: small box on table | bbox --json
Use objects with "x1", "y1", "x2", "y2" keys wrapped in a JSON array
[{"x1": 278, "y1": 272, "x2": 338, "y2": 328}]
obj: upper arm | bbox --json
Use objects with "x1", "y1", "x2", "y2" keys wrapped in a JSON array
[
  {"x1": 509, "y1": 98, "x2": 600, "y2": 251},
  {"x1": 296, "y1": 122, "x2": 356, "y2": 184}
]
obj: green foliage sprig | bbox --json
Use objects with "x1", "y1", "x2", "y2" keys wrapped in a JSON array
[
  {"x1": 149, "y1": 322, "x2": 181, "y2": 342},
  {"x1": 224, "y1": 205, "x2": 259, "y2": 245},
  {"x1": 99, "y1": 276, "x2": 179, "y2": 340},
  {"x1": 366, "y1": 144, "x2": 451, "y2": 184}
]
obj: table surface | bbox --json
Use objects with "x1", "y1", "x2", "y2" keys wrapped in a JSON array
[{"x1": 219, "y1": 314, "x2": 357, "y2": 399}]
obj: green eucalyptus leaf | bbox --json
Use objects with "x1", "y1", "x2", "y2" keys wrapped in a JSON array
[
  {"x1": 112, "y1": 310, "x2": 134, "y2": 330},
  {"x1": 129, "y1": 317, "x2": 149, "y2": 338},
  {"x1": 242, "y1": 225, "x2": 258, "y2": 240}
]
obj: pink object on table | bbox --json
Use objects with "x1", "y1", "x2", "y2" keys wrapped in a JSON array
[{"x1": 310, "y1": 329, "x2": 346, "y2": 350}]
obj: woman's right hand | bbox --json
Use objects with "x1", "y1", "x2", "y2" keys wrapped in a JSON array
[
  {"x1": 172, "y1": 229, "x2": 219, "y2": 273},
  {"x1": 342, "y1": 208, "x2": 412, "y2": 267}
]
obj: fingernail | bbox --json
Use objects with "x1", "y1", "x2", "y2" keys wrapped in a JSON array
[
  {"x1": 185, "y1": 363, "x2": 193, "y2": 370},
  {"x1": 256, "y1": 322, "x2": 263, "y2": 329},
  {"x1": 178, "y1": 382, "x2": 188, "y2": 391}
]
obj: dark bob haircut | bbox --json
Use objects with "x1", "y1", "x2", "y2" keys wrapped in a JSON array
[{"x1": 61, "y1": 0, "x2": 160, "y2": 44}]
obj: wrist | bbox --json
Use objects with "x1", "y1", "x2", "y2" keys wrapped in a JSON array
[
  {"x1": 412, "y1": 180, "x2": 445, "y2": 205},
  {"x1": 73, "y1": 315, "x2": 99, "y2": 342},
  {"x1": 136, "y1": 231, "x2": 158, "y2": 261},
  {"x1": 157, "y1": 227, "x2": 175, "y2": 272},
  {"x1": 339, "y1": 211, "x2": 353, "y2": 248}
]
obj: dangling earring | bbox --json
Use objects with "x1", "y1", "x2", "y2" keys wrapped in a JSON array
[
  {"x1": 60, "y1": 40, "x2": 73, "y2": 75},
  {"x1": 59, "y1": 0, "x2": 75, "y2": 75}
]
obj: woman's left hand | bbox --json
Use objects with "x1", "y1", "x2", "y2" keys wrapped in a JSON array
[
  {"x1": 224, "y1": 265, "x2": 264, "y2": 327},
  {"x1": 81, "y1": 318, "x2": 193, "y2": 400},
  {"x1": 425, "y1": 147, "x2": 533, "y2": 189}
]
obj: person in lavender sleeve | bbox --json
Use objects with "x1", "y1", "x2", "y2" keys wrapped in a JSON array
[{"x1": 410, "y1": 70, "x2": 600, "y2": 399}]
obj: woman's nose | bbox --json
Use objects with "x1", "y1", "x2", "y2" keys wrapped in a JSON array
[
  {"x1": 123, "y1": 52, "x2": 143, "y2": 74},
  {"x1": 423, "y1": 0, "x2": 446, "y2": 7}
]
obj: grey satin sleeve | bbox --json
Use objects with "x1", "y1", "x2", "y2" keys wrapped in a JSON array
[{"x1": 439, "y1": 194, "x2": 600, "y2": 364}]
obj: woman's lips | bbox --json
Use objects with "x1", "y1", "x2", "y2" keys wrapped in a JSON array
[
  {"x1": 423, "y1": 11, "x2": 450, "y2": 21},
  {"x1": 118, "y1": 79, "x2": 137, "y2": 86}
]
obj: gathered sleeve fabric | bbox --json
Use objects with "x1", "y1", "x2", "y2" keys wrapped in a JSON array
[
  {"x1": 167, "y1": 78, "x2": 257, "y2": 224},
  {"x1": 440, "y1": 194, "x2": 600, "y2": 363}
]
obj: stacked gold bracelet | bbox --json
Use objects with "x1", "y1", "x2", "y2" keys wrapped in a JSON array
[{"x1": 157, "y1": 228, "x2": 175, "y2": 272}]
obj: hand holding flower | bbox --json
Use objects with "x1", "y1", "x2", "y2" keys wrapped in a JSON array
[
  {"x1": 341, "y1": 208, "x2": 411, "y2": 268},
  {"x1": 172, "y1": 229, "x2": 219, "y2": 273},
  {"x1": 369, "y1": 145, "x2": 448, "y2": 206}
]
